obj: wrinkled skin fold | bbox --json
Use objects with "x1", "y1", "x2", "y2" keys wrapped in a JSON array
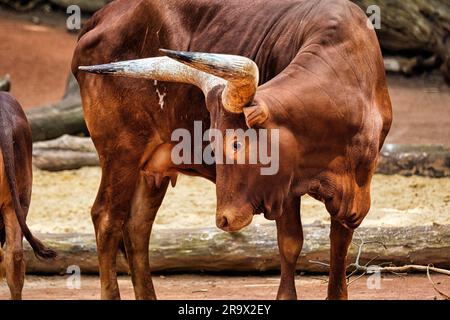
[{"x1": 73, "y1": 0, "x2": 392, "y2": 300}]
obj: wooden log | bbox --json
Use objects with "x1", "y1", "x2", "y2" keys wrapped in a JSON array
[
  {"x1": 377, "y1": 144, "x2": 450, "y2": 178},
  {"x1": 32, "y1": 135, "x2": 98, "y2": 171},
  {"x1": 24, "y1": 223, "x2": 450, "y2": 274},
  {"x1": 26, "y1": 75, "x2": 88, "y2": 142},
  {"x1": 353, "y1": 0, "x2": 450, "y2": 81},
  {"x1": 26, "y1": 96, "x2": 87, "y2": 142},
  {"x1": 384, "y1": 55, "x2": 439, "y2": 76}
]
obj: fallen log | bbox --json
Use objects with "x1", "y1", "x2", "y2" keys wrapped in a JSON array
[
  {"x1": 33, "y1": 134, "x2": 98, "y2": 171},
  {"x1": 353, "y1": 0, "x2": 450, "y2": 81},
  {"x1": 384, "y1": 55, "x2": 439, "y2": 76},
  {"x1": 26, "y1": 97, "x2": 87, "y2": 142},
  {"x1": 26, "y1": 75, "x2": 88, "y2": 142},
  {"x1": 377, "y1": 144, "x2": 450, "y2": 178},
  {"x1": 24, "y1": 223, "x2": 450, "y2": 274}
]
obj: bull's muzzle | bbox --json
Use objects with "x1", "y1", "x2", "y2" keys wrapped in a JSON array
[{"x1": 216, "y1": 207, "x2": 253, "y2": 232}]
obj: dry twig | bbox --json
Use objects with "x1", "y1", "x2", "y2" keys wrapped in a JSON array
[{"x1": 309, "y1": 232, "x2": 450, "y2": 299}]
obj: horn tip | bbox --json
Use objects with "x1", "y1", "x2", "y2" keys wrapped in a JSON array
[
  {"x1": 159, "y1": 48, "x2": 193, "y2": 63},
  {"x1": 78, "y1": 64, "x2": 120, "y2": 74}
]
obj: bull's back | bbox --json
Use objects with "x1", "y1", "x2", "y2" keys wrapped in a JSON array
[
  {"x1": 73, "y1": 0, "x2": 391, "y2": 152},
  {"x1": 72, "y1": 0, "x2": 307, "y2": 145},
  {"x1": 72, "y1": 0, "x2": 307, "y2": 81}
]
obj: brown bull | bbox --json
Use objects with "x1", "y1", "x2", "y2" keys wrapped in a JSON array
[
  {"x1": 0, "y1": 92, "x2": 56, "y2": 300},
  {"x1": 73, "y1": 0, "x2": 392, "y2": 300}
]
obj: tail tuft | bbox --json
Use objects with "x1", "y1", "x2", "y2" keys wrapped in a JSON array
[{"x1": 29, "y1": 237, "x2": 57, "y2": 260}]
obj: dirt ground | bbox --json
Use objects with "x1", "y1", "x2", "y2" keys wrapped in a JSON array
[
  {"x1": 1, "y1": 274, "x2": 449, "y2": 300},
  {"x1": 0, "y1": 10, "x2": 77, "y2": 108},
  {"x1": 0, "y1": 9, "x2": 449, "y2": 300}
]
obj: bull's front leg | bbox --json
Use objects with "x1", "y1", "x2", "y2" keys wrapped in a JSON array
[
  {"x1": 275, "y1": 196, "x2": 303, "y2": 300},
  {"x1": 327, "y1": 219, "x2": 354, "y2": 300}
]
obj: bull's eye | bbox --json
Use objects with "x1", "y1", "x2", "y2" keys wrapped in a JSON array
[{"x1": 232, "y1": 141, "x2": 243, "y2": 151}]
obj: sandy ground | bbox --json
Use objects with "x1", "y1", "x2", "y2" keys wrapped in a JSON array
[
  {"x1": 0, "y1": 274, "x2": 449, "y2": 300},
  {"x1": 28, "y1": 168, "x2": 450, "y2": 234}
]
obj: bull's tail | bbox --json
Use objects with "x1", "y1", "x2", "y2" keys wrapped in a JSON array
[
  {"x1": 0, "y1": 218, "x2": 4, "y2": 247},
  {"x1": 0, "y1": 106, "x2": 56, "y2": 260}
]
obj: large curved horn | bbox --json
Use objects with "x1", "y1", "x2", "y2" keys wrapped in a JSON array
[
  {"x1": 78, "y1": 56, "x2": 223, "y2": 94},
  {"x1": 160, "y1": 49, "x2": 259, "y2": 113},
  {"x1": 79, "y1": 50, "x2": 259, "y2": 113}
]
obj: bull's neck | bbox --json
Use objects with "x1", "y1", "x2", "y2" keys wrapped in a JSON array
[{"x1": 256, "y1": 64, "x2": 306, "y2": 131}]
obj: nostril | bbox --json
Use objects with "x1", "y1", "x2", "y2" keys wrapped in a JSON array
[
  {"x1": 348, "y1": 212, "x2": 359, "y2": 222},
  {"x1": 218, "y1": 216, "x2": 228, "y2": 229}
]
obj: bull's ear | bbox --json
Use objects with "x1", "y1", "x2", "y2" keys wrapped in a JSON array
[{"x1": 243, "y1": 104, "x2": 269, "y2": 128}]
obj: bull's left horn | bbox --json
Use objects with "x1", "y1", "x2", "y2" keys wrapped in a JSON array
[
  {"x1": 78, "y1": 56, "x2": 217, "y2": 90},
  {"x1": 160, "y1": 49, "x2": 259, "y2": 114}
]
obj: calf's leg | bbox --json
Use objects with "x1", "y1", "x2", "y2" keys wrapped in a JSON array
[
  {"x1": 2, "y1": 205, "x2": 25, "y2": 300},
  {"x1": 327, "y1": 219, "x2": 354, "y2": 300},
  {"x1": 276, "y1": 196, "x2": 303, "y2": 300},
  {"x1": 122, "y1": 174, "x2": 169, "y2": 300}
]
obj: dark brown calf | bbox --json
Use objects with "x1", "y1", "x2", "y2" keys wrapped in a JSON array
[{"x1": 0, "y1": 92, "x2": 56, "y2": 300}]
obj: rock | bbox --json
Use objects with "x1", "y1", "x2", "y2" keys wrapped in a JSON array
[
  {"x1": 378, "y1": 144, "x2": 450, "y2": 178},
  {"x1": 31, "y1": 16, "x2": 41, "y2": 25},
  {"x1": 0, "y1": 75, "x2": 11, "y2": 92}
]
